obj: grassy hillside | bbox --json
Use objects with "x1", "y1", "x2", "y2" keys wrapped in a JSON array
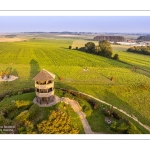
[
  {"x1": 0, "y1": 38, "x2": 150, "y2": 131},
  {"x1": 0, "y1": 92, "x2": 84, "y2": 134}
]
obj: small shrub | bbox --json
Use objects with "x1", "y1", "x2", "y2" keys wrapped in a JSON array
[
  {"x1": 15, "y1": 100, "x2": 31, "y2": 108},
  {"x1": 18, "y1": 127, "x2": 26, "y2": 134},
  {"x1": 110, "y1": 121, "x2": 117, "y2": 131},
  {"x1": 1, "y1": 103, "x2": 17, "y2": 117},
  {"x1": 0, "y1": 114, "x2": 11, "y2": 126},
  {"x1": 113, "y1": 54, "x2": 119, "y2": 60},
  {"x1": 110, "y1": 77, "x2": 114, "y2": 81},
  {"x1": 24, "y1": 120, "x2": 34, "y2": 134},
  {"x1": 11, "y1": 91, "x2": 17, "y2": 96},
  {"x1": 127, "y1": 121, "x2": 141, "y2": 134},
  {"x1": 94, "y1": 102, "x2": 98, "y2": 109},
  {"x1": 18, "y1": 91, "x2": 22, "y2": 95},
  {"x1": 4, "y1": 95, "x2": 9, "y2": 99},
  {"x1": 15, "y1": 111, "x2": 29, "y2": 122},
  {"x1": 112, "y1": 111, "x2": 122, "y2": 120},
  {"x1": 117, "y1": 122, "x2": 129, "y2": 133},
  {"x1": 83, "y1": 105, "x2": 89, "y2": 111},
  {"x1": 69, "y1": 46, "x2": 72, "y2": 49}
]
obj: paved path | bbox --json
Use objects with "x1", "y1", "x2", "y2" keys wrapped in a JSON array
[{"x1": 61, "y1": 97, "x2": 94, "y2": 134}]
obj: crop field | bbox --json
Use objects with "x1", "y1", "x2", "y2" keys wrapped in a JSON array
[
  {"x1": 112, "y1": 45, "x2": 150, "y2": 77},
  {"x1": 71, "y1": 40, "x2": 98, "y2": 49},
  {"x1": 0, "y1": 37, "x2": 150, "y2": 132}
]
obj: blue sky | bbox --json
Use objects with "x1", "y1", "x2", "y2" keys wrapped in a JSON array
[{"x1": 0, "y1": 16, "x2": 150, "y2": 33}]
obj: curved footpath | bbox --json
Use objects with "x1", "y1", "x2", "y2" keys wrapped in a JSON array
[
  {"x1": 34, "y1": 91, "x2": 150, "y2": 133},
  {"x1": 78, "y1": 91, "x2": 150, "y2": 133},
  {"x1": 61, "y1": 97, "x2": 94, "y2": 134}
]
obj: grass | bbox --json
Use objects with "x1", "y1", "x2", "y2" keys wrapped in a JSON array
[
  {"x1": 55, "y1": 89, "x2": 147, "y2": 133},
  {"x1": 112, "y1": 45, "x2": 150, "y2": 71},
  {"x1": 0, "y1": 38, "x2": 150, "y2": 133},
  {"x1": 0, "y1": 92, "x2": 84, "y2": 134}
]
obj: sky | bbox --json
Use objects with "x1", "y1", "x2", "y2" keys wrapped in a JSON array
[{"x1": 0, "y1": 16, "x2": 150, "y2": 33}]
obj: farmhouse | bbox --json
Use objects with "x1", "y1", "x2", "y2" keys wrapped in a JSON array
[{"x1": 33, "y1": 69, "x2": 55, "y2": 104}]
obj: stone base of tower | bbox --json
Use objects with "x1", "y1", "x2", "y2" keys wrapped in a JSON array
[{"x1": 33, "y1": 95, "x2": 61, "y2": 107}]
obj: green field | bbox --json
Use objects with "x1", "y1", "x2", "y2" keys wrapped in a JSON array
[{"x1": 0, "y1": 37, "x2": 150, "y2": 133}]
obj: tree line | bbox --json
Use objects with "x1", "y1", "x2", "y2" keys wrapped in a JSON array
[
  {"x1": 93, "y1": 36, "x2": 125, "y2": 42},
  {"x1": 137, "y1": 36, "x2": 150, "y2": 41},
  {"x1": 79, "y1": 40, "x2": 119, "y2": 60},
  {"x1": 127, "y1": 46, "x2": 150, "y2": 55}
]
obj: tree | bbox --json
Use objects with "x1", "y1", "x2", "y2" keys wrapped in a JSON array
[
  {"x1": 69, "y1": 46, "x2": 72, "y2": 49},
  {"x1": 113, "y1": 54, "x2": 119, "y2": 60},
  {"x1": 98, "y1": 40, "x2": 112, "y2": 58},
  {"x1": 85, "y1": 42, "x2": 95, "y2": 53}
]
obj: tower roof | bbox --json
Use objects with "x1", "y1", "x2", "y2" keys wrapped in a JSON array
[{"x1": 33, "y1": 69, "x2": 55, "y2": 81}]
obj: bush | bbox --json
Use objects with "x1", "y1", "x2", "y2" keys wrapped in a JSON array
[
  {"x1": 117, "y1": 122, "x2": 129, "y2": 133},
  {"x1": 37, "y1": 110, "x2": 79, "y2": 134},
  {"x1": 82, "y1": 103, "x2": 93, "y2": 116},
  {"x1": 111, "y1": 111, "x2": 122, "y2": 120},
  {"x1": 101, "y1": 108, "x2": 111, "y2": 117},
  {"x1": 15, "y1": 111, "x2": 29, "y2": 122},
  {"x1": 18, "y1": 91, "x2": 22, "y2": 95},
  {"x1": 127, "y1": 121, "x2": 141, "y2": 134},
  {"x1": 18, "y1": 127, "x2": 26, "y2": 134},
  {"x1": 110, "y1": 119, "x2": 141, "y2": 134},
  {"x1": 5, "y1": 95, "x2": 9, "y2": 99},
  {"x1": 110, "y1": 121, "x2": 117, "y2": 131},
  {"x1": 0, "y1": 114, "x2": 11, "y2": 126},
  {"x1": 110, "y1": 77, "x2": 114, "y2": 81},
  {"x1": 79, "y1": 47, "x2": 85, "y2": 51},
  {"x1": 1, "y1": 103, "x2": 17, "y2": 117},
  {"x1": 113, "y1": 54, "x2": 119, "y2": 60},
  {"x1": 15, "y1": 100, "x2": 31, "y2": 108},
  {"x1": 59, "y1": 76, "x2": 63, "y2": 81},
  {"x1": 94, "y1": 102, "x2": 98, "y2": 109},
  {"x1": 69, "y1": 46, "x2": 72, "y2": 49},
  {"x1": 101, "y1": 108, "x2": 122, "y2": 119}
]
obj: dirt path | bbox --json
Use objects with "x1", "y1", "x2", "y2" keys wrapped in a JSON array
[{"x1": 61, "y1": 97, "x2": 94, "y2": 134}]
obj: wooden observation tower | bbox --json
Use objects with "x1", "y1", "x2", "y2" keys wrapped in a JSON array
[{"x1": 33, "y1": 69, "x2": 55, "y2": 104}]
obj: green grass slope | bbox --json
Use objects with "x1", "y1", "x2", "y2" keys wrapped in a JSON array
[{"x1": 0, "y1": 39, "x2": 150, "y2": 130}]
